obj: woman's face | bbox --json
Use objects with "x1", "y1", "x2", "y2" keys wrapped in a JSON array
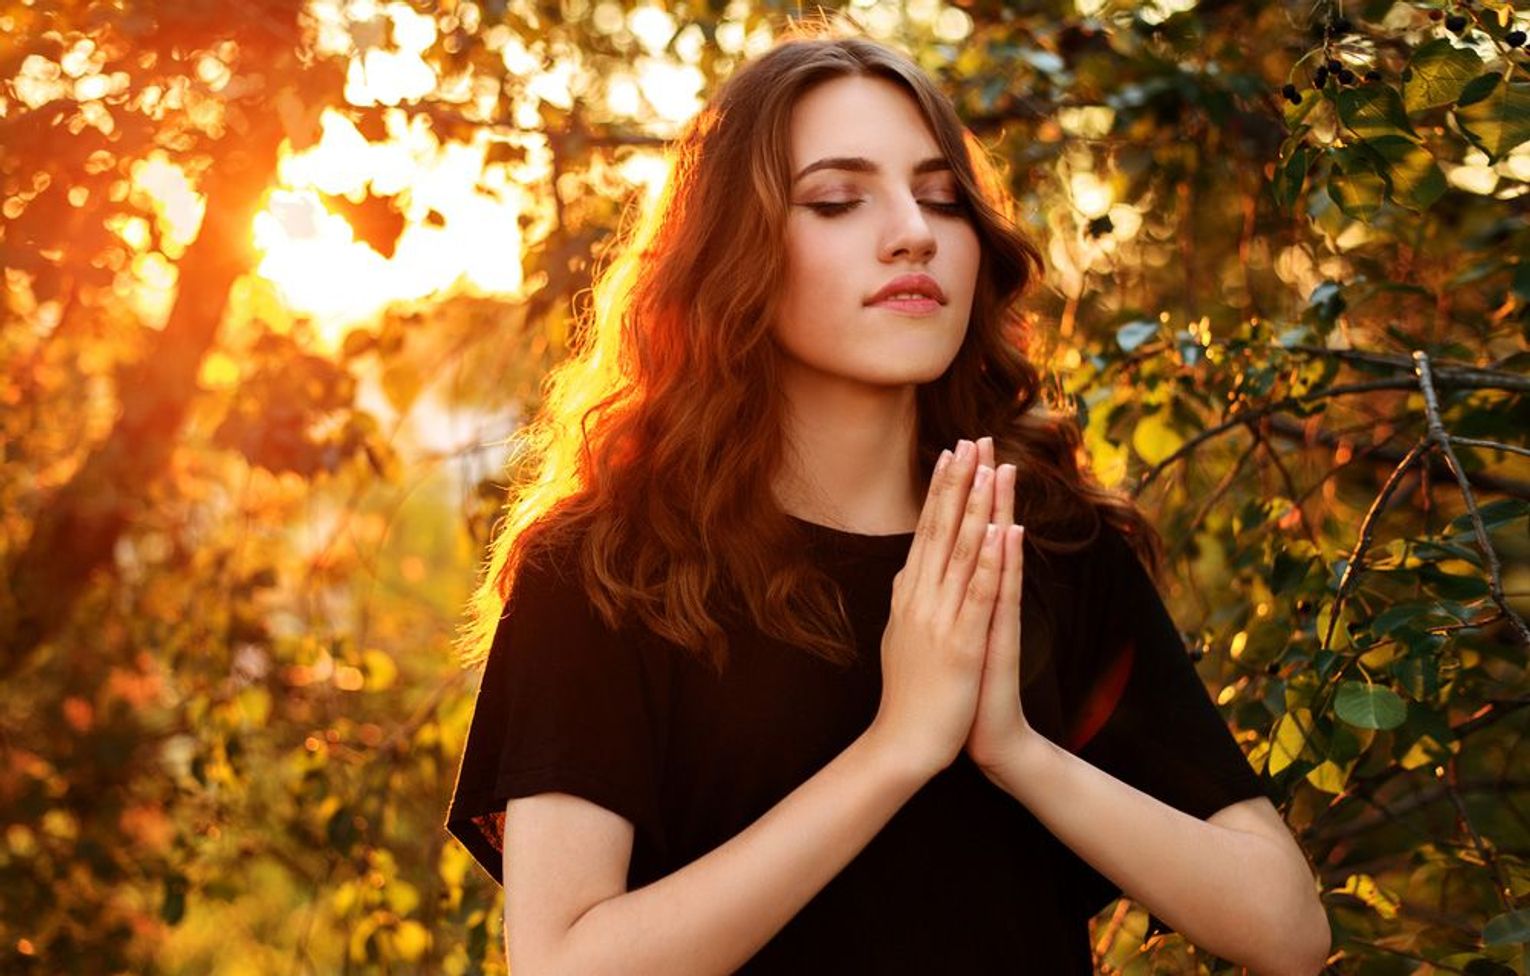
[{"x1": 774, "y1": 74, "x2": 981, "y2": 389}]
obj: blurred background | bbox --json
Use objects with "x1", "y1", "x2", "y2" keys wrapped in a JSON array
[{"x1": 1, "y1": 0, "x2": 1527, "y2": 972}]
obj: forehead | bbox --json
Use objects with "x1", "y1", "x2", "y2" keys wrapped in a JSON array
[{"x1": 787, "y1": 74, "x2": 945, "y2": 175}]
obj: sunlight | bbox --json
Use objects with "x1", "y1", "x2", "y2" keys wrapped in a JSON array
[
  {"x1": 253, "y1": 111, "x2": 533, "y2": 349},
  {"x1": 115, "y1": 0, "x2": 711, "y2": 354}
]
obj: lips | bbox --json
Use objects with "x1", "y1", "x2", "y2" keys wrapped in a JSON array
[{"x1": 866, "y1": 273, "x2": 946, "y2": 305}]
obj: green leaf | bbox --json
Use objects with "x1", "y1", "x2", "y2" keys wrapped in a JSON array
[
  {"x1": 1269, "y1": 549, "x2": 1313, "y2": 595},
  {"x1": 1455, "y1": 78, "x2": 1530, "y2": 163},
  {"x1": 1335, "y1": 681, "x2": 1408, "y2": 730},
  {"x1": 1274, "y1": 145, "x2": 1314, "y2": 210},
  {"x1": 1457, "y1": 71, "x2": 1502, "y2": 108},
  {"x1": 1337, "y1": 86, "x2": 1419, "y2": 142},
  {"x1": 1326, "y1": 148, "x2": 1387, "y2": 221},
  {"x1": 1360, "y1": 135, "x2": 1447, "y2": 211},
  {"x1": 1283, "y1": 87, "x2": 1319, "y2": 129},
  {"x1": 1393, "y1": 640, "x2": 1444, "y2": 701},
  {"x1": 1447, "y1": 498, "x2": 1529, "y2": 534},
  {"x1": 1482, "y1": 907, "x2": 1530, "y2": 946},
  {"x1": 1417, "y1": 562, "x2": 1490, "y2": 600},
  {"x1": 1403, "y1": 39, "x2": 1484, "y2": 113},
  {"x1": 1371, "y1": 602, "x2": 1437, "y2": 636}
]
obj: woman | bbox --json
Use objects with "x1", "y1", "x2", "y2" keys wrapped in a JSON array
[{"x1": 445, "y1": 22, "x2": 1329, "y2": 975}]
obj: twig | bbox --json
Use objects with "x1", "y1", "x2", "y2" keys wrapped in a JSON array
[
  {"x1": 1249, "y1": 421, "x2": 1325, "y2": 553},
  {"x1": 1441, "y1": 752, "x2": 1519, "y2": 914},
  {"x1": 1320, "y1": 439, "x2": 1431, "y2": 652},
  {"x1": 1274, "y1": 439, "x2": 1430, "y2": 820},
  {"x1": 1137, "y1": 378, "x2": 1443, "y2": 493},
  {"x1": 1413, "y1": 351, "x2": 1530, "y2": 648},
  {"x1": 1133, "y1": 350, "x2": 1530, "y2": 493},
  {"x1": 1450, "y1": 436, "x2": 1530, "y2": 461}
]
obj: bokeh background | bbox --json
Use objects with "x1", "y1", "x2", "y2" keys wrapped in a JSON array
[{"x1": 2, "y1": 0, "x2": 1527, "y2": 972}]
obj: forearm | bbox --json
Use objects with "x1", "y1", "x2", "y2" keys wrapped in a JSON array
[
  {"x1": 986, "y1": 735, "x2": 1322, "y2": 976},
  {"x1": 553, "y1": 728, "x2": 929, "y2": 976}
]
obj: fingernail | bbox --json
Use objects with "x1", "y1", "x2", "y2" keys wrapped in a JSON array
[
  {"x1": 956, "y1": 440, "x2": 972, "y2": 460},
  {"x1": 935, "y1": 450, "x2": 951, "y2": 472}
]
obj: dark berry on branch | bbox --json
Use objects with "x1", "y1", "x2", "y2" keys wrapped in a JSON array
[
  {"x1": 1314, "y1": 66, "x2": 1329, "y2": 87},
  {"x1": 1282, "y1": 83, "x2": 1301, "y2": 102},
  {"x1": 1428, "y1": 9, "x2": 1443, "y2": 20},
  {"x1": 1446, "y1": 14, "x2": 1468, "y2": 32},
  {"x1": 1338, "y1": 68, "x2": 1356, "y2": 84},
  {"x1": 1364, "y1": 70, "x2": 1382, "y2": 81},
  {"x1": 1402, "y1": 66, "x2": 1414, "y2": 82},
  {"x1": 1266, "y1": 661, "x2": 1281, "y2": 675},
  {"x1": 1508, "y1": 30, "x2": 1526, "y2": 47},
  {"x1": 1326, "y1": 58, "x2": 1342, "y2": 72}
]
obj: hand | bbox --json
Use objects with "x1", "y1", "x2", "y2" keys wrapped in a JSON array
[
  {"x1": 963, "y1": 436, "x2": 1036, "y2": 778},
  {"x1": 870, "y1": 438, "x2": 1004, "y2": 780}
]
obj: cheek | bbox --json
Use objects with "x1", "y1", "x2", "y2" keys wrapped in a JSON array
[{"x1": 783, "y1": 224, "x2": 852, "y2": 300}]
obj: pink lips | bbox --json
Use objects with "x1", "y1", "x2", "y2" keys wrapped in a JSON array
[
  {"x1": 871, "y1": 296, "x2": 942, "y2": 314},
  {"x1": 866, "y1": 272, "x2": 946, "y2": 306}
]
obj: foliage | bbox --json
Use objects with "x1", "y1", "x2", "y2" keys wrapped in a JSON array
[{"x1": 1, "y1": 0, "x2": 1526, "y2": 973}]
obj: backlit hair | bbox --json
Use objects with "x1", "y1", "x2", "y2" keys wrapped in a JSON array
[{"x1": 456, "y1": 19, "x2": 1161, "y2": 675}]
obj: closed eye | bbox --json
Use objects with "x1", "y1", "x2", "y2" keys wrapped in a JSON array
[{"x1": 802, "y1": 200, "x2": 968, "y2": 217}]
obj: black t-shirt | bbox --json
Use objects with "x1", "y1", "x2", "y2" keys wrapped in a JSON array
[{"x1": 443, "y1": 514, "x2": 1274, "y2": 972}]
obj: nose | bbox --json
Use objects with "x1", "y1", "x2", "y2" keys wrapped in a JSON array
[{"x1": 878, "y1": 192, "x2": 937, "y2": 264}]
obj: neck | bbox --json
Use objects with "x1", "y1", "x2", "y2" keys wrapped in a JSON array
[{"x1": 771, "y1": 361, "x2": 923, "y2": 535}]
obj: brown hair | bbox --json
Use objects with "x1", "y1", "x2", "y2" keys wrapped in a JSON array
[{"x1": 455, "y1": 18, "x2": 1161, "y2": 676}]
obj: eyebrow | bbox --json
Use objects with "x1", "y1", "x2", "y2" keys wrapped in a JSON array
[{"x1": 792, "y1": 155, "x2": 952, "y2": 184}]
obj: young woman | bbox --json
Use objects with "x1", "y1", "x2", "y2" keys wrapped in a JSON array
[{"x1": 445, "y1": 24, "x2": 1329, "y2": 976}]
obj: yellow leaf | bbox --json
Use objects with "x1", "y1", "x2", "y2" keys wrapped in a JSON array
[
  {"x1": 1269, "y1": 708, "x2": 1317, "y2": 775},
  {"x1": 393, "y1": 920, "x2": 430, "y2": 961},
  {"x1": 1305, "y1": 758, "x2": 1355, "y2": 794},
  {"x1": 1359, "y1": 644, "x2": 1398, "y2": 669},
  {"x1": 1336, "y1": 873, "x2": 1401, "y2": 919},
  {"x1": 362, "y1": 648, "x2": 398, "y2": 691},
  {"x1": 1400, "y1": 733, "x2": 1449, "y2": 769},
  {"x1": 1131, "y1": 411, "x2": 1184, "y2": 466},
  {"x1": 1246, "y1": 739, "x2": 1271, "y2": 774}
]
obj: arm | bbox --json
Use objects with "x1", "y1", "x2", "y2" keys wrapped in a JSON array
[
  {"x1": 985, "y1": 734, "x2": 1330, "y2": 976},
  {"x1": 547, "y1": 725, "x2": 929, "y2": 976}
]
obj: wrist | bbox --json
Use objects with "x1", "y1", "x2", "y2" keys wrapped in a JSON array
[
  {"x1": 975, "y1": 726, "x2": 1052, "y2": 790},
  {"x1": 860, "y1": 720, "x2": 942, "y2": 791}
]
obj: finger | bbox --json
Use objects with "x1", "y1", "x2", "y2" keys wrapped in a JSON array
[
  {"x1": 903, "y1": 447, "x2": 952, "y2": 588},
  {"x1": 918, "y1": 440, "x2": 978, "y2": 589},
  {"x1": 939, "y1": 462, "x2": 995, "y2": 616},
  {"x1": 994, "y1": 463, "x2": 1015, "y2": 530},
  {"x1": 954, "y1": 522, "x2": 1004, "y2": 642},
  {"x1": 988, "y1": 524, "x2": 1025, "y2": 650}
]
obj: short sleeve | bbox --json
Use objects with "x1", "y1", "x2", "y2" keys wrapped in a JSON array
[
  {"x1": 443, "y1": 546, "x2": 671, "y2": 887},
  {"x1": 1056, "y1": 523, "x2": 1275, "y2": 925}
]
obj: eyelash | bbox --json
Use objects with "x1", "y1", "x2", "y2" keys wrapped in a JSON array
[{"x1": 803, "y1": 200, "x2": 968, "y2": 217}]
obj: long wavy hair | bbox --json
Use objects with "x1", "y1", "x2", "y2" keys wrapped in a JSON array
[{"x1": 455, "y1": 21, "x2": 1161, "y2": 676}]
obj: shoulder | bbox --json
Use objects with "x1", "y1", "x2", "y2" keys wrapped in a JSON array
[{"x1": 1026, "y1": 515, "x2": 1135, "y2": 592}]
